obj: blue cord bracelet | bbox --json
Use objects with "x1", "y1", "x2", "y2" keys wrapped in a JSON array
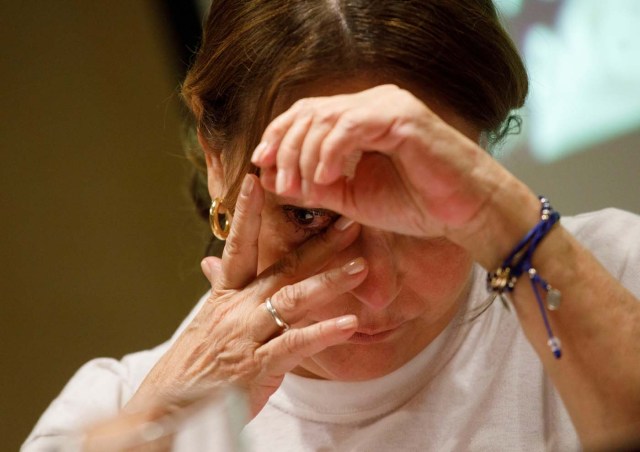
[{"x1": 487, "y1": 196, "x2": 562, "y2": 359}]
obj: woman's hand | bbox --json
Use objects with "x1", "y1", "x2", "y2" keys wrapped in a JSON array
[
  {"x1": 251, "y1": 84, "x2": 506, "y2": 239},
  {"x1": 125, "y1": 174, "x2": 366, "y2": 419}
]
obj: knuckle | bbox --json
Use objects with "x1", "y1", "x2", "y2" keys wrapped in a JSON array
[
  {"x1": 319, "y1": 269, "x2": 342, "y2": 292},
  {"x1": 313, "y1": 322, "x2": 329, "y2": 343},
  {"x1": 314, "y1": 109, "x2": 336, "y2": 125},
  {"x1": 337, "y1": 113, "x2": 359, "y2": 133},
  {"x1": 206, "y1": 288, "x2": 232, "y2": 307},
  {"x1": 396, "y1": 86, "x2": 416, "y2": 101},
  {"x1": 389, "y1": 115, "x2": 416, "y2": 140},
  {"x1": 294, "y1": 328, "x2": 322, "y2": 359},
  {"x1": 281, "y1": 330, "x2": 305, "y2": 356},
  {"x1": 267, "y1": 115, "x2": 291, "y2": 137},
  {"x1": 268, "y1": 120, "x2": 287, "y2": 136},
  {"x1": 292, "y1": 98, "x2": 311, "y2": 111},
  {"x1": 222, "y1": 236, "x2": 247, "y2": 259},
  {"x1": 276, "y1": 284, "x2": 301, "y2": 312},
  {"x1": 377, "y1": 83, "x2": 401, "y2": 95},
  {"x1": 233, "y1": 195, "x2": 250, "y2": 215},
  {"x1": 276, "y1": 143, "x2": 300, "y2": 165}
]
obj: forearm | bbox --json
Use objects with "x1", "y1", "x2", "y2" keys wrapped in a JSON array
[
  {"x1": 81, "y1": 405, "x2": 173, "y2": 451},
  {"x1": 453, "y1": 170, "x2": 640, "y2": 447},
  {"x1": 514, "y1": 225, "x2": 640, "y2": 447}
]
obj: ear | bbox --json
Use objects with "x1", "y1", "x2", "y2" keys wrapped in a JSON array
[{"x1": 197, "y1": 131, "x2": 226, "y2": 200}]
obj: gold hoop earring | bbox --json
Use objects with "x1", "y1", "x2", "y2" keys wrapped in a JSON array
[{"x1": 209, "y1": 198, "x2": 232, "y2": 240}]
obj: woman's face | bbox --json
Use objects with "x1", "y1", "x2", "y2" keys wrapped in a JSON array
[{"x1": 249, "y1": 76, "x2": 478, "y2": 381}]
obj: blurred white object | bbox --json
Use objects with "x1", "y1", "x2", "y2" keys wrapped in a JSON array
[{"x1": 62, "y1": 386, "x2": 248, "y2": 451}]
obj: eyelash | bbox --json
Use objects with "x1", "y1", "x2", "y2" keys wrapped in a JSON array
[{"x1": 281, "y1": 205, "x2": 337, "y2": 236}]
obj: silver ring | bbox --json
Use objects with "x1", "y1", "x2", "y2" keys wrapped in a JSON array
[{"x1": 264, "y1": 297, "x2": 290, "y2": 331}]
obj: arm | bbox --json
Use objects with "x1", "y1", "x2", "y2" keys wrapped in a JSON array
[
  {"x1": 24, "y1": 176, "x2": 367, "y2": 449},
  {"x1": 459, "y1": 173, "x2": 640, "y2": 448},
  {"x1": 252, "y1": 84, "x2": 640, "y2": 448},
  {"x1": 22, "y1": 356, "x2": 151, "y2": 450}
]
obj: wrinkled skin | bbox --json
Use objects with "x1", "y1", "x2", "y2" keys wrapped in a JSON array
[{"x1": 127, "y1": 78, "x2": 522, "y2": 420}]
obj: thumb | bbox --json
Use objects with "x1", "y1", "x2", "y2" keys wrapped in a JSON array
[{"x1": 200, "y1": 257, "x2": 222, "y2": 285}]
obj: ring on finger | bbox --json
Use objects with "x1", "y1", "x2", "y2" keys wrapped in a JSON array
[{"x1": 264, "y1": 297, "x2": 290, "y2": 332}]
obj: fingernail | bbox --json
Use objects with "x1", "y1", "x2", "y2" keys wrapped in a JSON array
[
  {"x1": 240, "y1": 174, "x2": 254, "y2": 197},
  {"x1": 200, "y1": 258, "x2": 210, "y2": 277},
  {"x1": 333, "y1": 216, "x2": 355, "y2": 231},
  {"x1": 336, "y1": 315, "x2": 357, "y2": 330},
  {"x1": 342, "y1": 257, "x2": 366, "y2": 275},
  {"x1": 276, "y1": 169, "x2": 290, "y2": 194},
  {"x1": 251, "y1": 141, "x2": 268, "y2": 164}
]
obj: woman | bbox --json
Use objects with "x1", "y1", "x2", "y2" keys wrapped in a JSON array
[{"x1": 24, "y1": 0, "x2": 640, "y2": 450}]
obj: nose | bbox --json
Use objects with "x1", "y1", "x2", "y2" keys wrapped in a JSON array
[{"x1": 347, "y1": 228, "x2": 401, "y2": 311}]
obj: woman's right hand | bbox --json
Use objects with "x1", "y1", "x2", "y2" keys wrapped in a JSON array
[{"x1": 124, "y1": 174, "x2": 365, "y2": 419}]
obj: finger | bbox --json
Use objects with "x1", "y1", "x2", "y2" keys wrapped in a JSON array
[
  {"x1": 259, "y1": 315, "x2": 358, "y2": 375},
  {"x1": 257, "y1": 216, "x2": 360, "y2": 291},
  {"x1": 218, "y1": 174, "x2": 264, "y2": 290},
  {"x1": 201, "y1": 256, "x2": 222, "y2": 285},
  {"x1": 251, "y1": 257, "x2": 368, "y2": 341},
  {"x1": 258, "y1": 166, "x2": 277, "y2": 193},
  {"x1": 251, "y1": 106, "x2": 300, "y2": 168},
  {"x1": 274, "y1": 115, "x2": 312, "y2": 196},
  {"x1": 314, "y1": 110, "x2": 365, "y2": 185},
  {"x1": 342, "y1": 150, "x2": 363, "y2": 180},
  {"x1": 314, "y1": 96, "x2": 407, "y2": 185},
  {"x1": 259, "y1": 165, "x2": 322, "y2": 207},
  {"x1": 270, "y1": 155, "x2": 391, "y2": 228},
  {"x1": 299, "y1": 110, "x2": 337, "y2": 183},
  {"x1": 304, "y1": 153, "x2": 380, "y2": 217}
]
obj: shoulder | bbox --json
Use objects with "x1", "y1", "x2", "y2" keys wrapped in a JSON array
[
  {"x1": 22, "y1": 292, "x2": 211, "y2": 450},
  {"x1": 562, "y1": 208, "x2": 640, "y2": 240},
  {"x1": 562, "y1": 208, "x2": 640, "y2": 258},
  {"x1": 22, "y1": 344, "x2": 168, "y2": 450}
]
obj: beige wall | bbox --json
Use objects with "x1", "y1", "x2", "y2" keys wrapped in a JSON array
[
  {"x1": 0, "y1": 2, "x2": 209, "y2": 449},
  {"x1": 2, "y1": 2, "x2": 638, "y2": 450}
]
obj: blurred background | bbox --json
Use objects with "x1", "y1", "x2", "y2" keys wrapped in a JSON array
[{"x1": 1, "y1": 0, "x2": 638, "y2": 449}]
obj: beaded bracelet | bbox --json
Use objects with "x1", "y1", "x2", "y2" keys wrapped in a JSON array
[{"x1": 486, "y1": 197, "x2": 563, "y2": 359}]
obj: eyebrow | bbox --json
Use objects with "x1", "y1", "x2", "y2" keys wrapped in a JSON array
[
  {"x1": 280, "y1": 204, "x2": 337, "y2": 216},
  {"x1": 272, "y1": 194, "x2": 320, "y2": 209},
  {"x1": 270, "y1": 193, "x2": 337, "y2": 216}
]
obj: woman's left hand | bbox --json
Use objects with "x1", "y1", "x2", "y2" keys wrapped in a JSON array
[{"x1": 251, "y1": 84, "x2": 510, "y2": 241}]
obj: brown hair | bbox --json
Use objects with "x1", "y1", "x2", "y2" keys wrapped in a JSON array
[{"x1": 181, "y1": 0, "x2": 527, "y2": 228}]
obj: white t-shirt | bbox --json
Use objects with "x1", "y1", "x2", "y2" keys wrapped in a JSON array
[{"x1": 22, "y1": 209, "x2": 640, "y2": 451}]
